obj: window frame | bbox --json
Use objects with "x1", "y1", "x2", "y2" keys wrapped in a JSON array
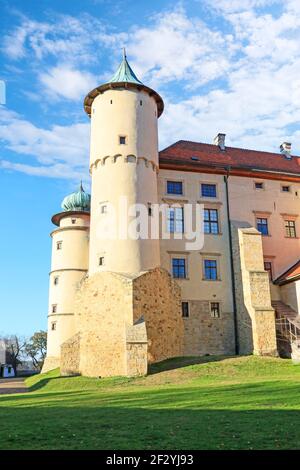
[
  {"x1": 182, "y1": 301, "x2": 190, "y2": 318},
  {"x1": 166, "y1": 180, "x2": 183, "y2": 195},
  {"x1": 203, "y1": 259, "x2": 218, "y2": 281},
  {"x1": 204, "y1": 208, "x2": 219, "y2": 234},
  {"x1": 285, "y1": 220, "x2": 297, "y2": 238},
  {"x1": 264, "y1": 261, "x2": 273, "y2": 281},
  {"x1": 210, "y1": 302, "x2": 220, "y2": 318},
  {"x1": 167, "y1": 206, "x2": 184, "y2": 233},
  {"x1": 256, "y1": 217, "x2": 269, "y2": 236},
  {"x1": 172, "y1": 258, "x2": 187, "y2": 279},
  {"x1": 201, "y1": 183, "x2": 217, "y2": 198},
  {"x1": 254, "y1": 181, "x2": 264, "y2": 190},
  {"x1": 119, "y1": 135, "x2": 127, "y2": 145}
]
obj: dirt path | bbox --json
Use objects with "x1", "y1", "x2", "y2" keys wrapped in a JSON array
[{"x1": 0, "y1": 377, "x2": 28, "y2": 395}]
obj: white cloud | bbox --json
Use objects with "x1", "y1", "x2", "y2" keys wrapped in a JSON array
[
  {"x1": 39, "y1": 66, "x2": 97, "y2": 100},
  {"x1": 126, "y1": 8, "x2": 237, "y2": 88},
  {"x1": 0, "y1": 107, "x2": 90, "y2": 178},
  {"x1": 2, "y1": 1, "x2": 300, "y2": 181}
]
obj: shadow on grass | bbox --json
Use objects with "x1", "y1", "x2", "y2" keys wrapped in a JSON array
[
  {"x1": 148, "y1": 355, "x2": 237, "y2": 374},
  {"x1": 0, "y1": 383, "x2": 300, "y2": 449}
]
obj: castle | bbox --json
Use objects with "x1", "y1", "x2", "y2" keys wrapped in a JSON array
[{"x1": 43, "y1": 53, "x2": 300, "y2": 376}]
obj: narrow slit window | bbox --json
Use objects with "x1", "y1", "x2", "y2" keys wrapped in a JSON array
[
  {"x1": 182, "y1": 302, "x2": 189, "y2": 318},
  {"x1": 210, "y1": 302, "x2": 220, "y2": 318},
  {"x1": 99, "y1": 256, "x2": 105, "y2": 266}
]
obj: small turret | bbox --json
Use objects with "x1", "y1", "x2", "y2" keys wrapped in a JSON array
[{"x1": 42, "y1": 183, "x2": 90, "y2": 372}]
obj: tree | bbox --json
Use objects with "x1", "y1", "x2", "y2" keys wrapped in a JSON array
[
  {"x1": 25, "y1": 331, "x2": 47, "y2": 371},
  {"x1": 3, "y1": 335, "x2": 26, "y2": 373}
]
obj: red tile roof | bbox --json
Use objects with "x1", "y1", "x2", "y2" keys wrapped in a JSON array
[
  {"x1": 275, "y1": 260, "x2": 300, "y2": 285},
  {"x1": 159, "y1": 140, "x2": 300, "y2": 179}
]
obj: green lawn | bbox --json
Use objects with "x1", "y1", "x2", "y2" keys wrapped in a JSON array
[{"x1": 1, "y1": 355, "x2": 300, "y2": 450}]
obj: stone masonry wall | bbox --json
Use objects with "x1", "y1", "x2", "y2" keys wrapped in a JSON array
[
  {"x1": 60, "y1": 268, "x2": 184, "y2": 377},
  {"x1": 132, "y1": 268, "x2": 184, "y2": 363},
  {"x1": 60, "y1": 333, "x2": 81, "y2": 376},
  {"x1": 231, "y1": 222, "x2": 277, "y2": 356},
  {"x1": 183, "y1": 301, "x2": 235, "y2": 356}
]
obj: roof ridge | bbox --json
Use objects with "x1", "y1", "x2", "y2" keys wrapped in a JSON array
[{"x1": 166, "y1": 139, "x2": 300, "y2": 159}]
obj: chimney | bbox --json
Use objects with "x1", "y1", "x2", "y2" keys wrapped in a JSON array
[
  {"x1": 214, "y1": 133, "x2": 226, "y2": 151},
  {"x1": 280, "y1": 142, "x2": 292, "y2": 159}
]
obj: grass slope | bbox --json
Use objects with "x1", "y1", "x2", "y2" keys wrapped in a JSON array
[{"x1": 1, "y1": 355, "x2": 300, "y2": 450}]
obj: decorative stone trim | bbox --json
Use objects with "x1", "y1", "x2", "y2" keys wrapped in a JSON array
[
  {"x1": 50, "y1": 226, "x2": 89, "y2": 237},
  {"x1": 90, "y1": 154, "x2": 159, "y2": 173}
]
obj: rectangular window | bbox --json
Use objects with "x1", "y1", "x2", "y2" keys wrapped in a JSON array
[
  {"x1": 167, "y1": 207, "x2": 184, "y2": 233},
  {"x1": 51, "y1": 322, "x2": 56, "y2": 331},
  {"x1": 255, "y1": 182, "x2": 264, "y2": 190},
  {"x1": 100, "y1": 205, "x2": 107, "y2": 214},
  {"x1": 210, "y1": 302, "x2": 220, "y2": 318},
  {"x1": 264, "y1": 262, "x2": 273, "y2": 281},
  {"x1": 182, "y1": 302, "x2": 189, "y2": 318},
  {"x1": 204, "y1": 260, "x2": 218, "y2": 280},
  {"x1": 56, "y1": 241, "x2": 62, "y2": 250},
  {"x1": 256, "y1": 218, "x2": 269, "y2": 235},
  {"x1": 53, "y1": 276, "x2": 59, "y2": 285},
  {"x1": 71, "y1": 218, "x2": 76, "y2": 224},
  {"x1": 119, "y1": 136, "x2": 126, "y2": 145},
  {"x1": 167, "y1": 181, "x2": 183, "y2": 195},
  {"x1": 282, "y1": 185, "x2": 290, "y2": 192},
  {"x1": 201, "y1": 183, "x2": 217, "y2": 198},
  {"x1": 172, "y1": 258, "x2": 186, "y2": 279},
  {"x1": 99, "y1": 256, "x2": 105, "y2": 266},
  {"x1": 204, "y1": 209, "x2": 219, "y2": 234},
  {"x1": 285, "y1": 220, "x2": 296, "y2": 238},
  {"x1": 52, "y1": 304, "x2": 57, "y2": 313}
]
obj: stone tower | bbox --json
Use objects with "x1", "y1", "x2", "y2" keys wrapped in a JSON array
[
  {"x1": 84, "y1": 51, "x2": 164, "y2": 275},
  {"x1": 42, "y1": 184, "x2": 90, "y2": 372}
]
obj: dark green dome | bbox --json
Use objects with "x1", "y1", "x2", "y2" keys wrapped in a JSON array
[{"x1": 61, "y1": 182, "x2": 91, "y2": 212}]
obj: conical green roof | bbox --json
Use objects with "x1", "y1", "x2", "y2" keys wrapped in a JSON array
[
  {"x1": 61, "y1": 182, "x2": 91, "y2": 212},
  {"x1": 107, "y1": 49, "x2": 143, "y2": 85}
]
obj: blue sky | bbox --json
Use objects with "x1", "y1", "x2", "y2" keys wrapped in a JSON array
[{"x1": 1, "y1": 0, "x2": 300, "y2": 336}]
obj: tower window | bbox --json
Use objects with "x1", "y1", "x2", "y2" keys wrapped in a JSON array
[
  {"x1": 282, "y1": 185, "x2": 291, "y2": 192},
  {"x1": 140, "y1": 100, "x2": 142, "y2": 105},
  {"x1": 119, "y1": 136, "x2": 126, "y2": 145},
  {"x1": 53, "y1": 276, "x2": 59, "y2": 285},
  {"x1": 110, "y1": 100, "x2": 113, "y2": 104},
  {"x1": 52, "y1": 304, "x2": 57, "y2": 313},
  {"x1": 71, "y1": 218, "x2": 76, "y2": 224},
  {"x1": 99, "y1": 256, "x2": 105, "y2": 266},
  {"x1": 182, "y1": 302, "x2": 189, "y2": 318},
  {"x1": 210, "y1": 302, "x2": 220, "y2": 318},
  {"x1": 51, "y1": 322, "x2": 56, "y2": 331},
  {"x1": 148, "y1": 203, "x2": 152, "y2": 216},
  {"x1": 255, "y1": 182, "x2": 264, "y2": 190},
  {"x1": 100, "y1": 205, "x2": 107, "y2": 214},
  {"x1": 56, "y1": 241, "x2": 62, "y2": 250}
]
